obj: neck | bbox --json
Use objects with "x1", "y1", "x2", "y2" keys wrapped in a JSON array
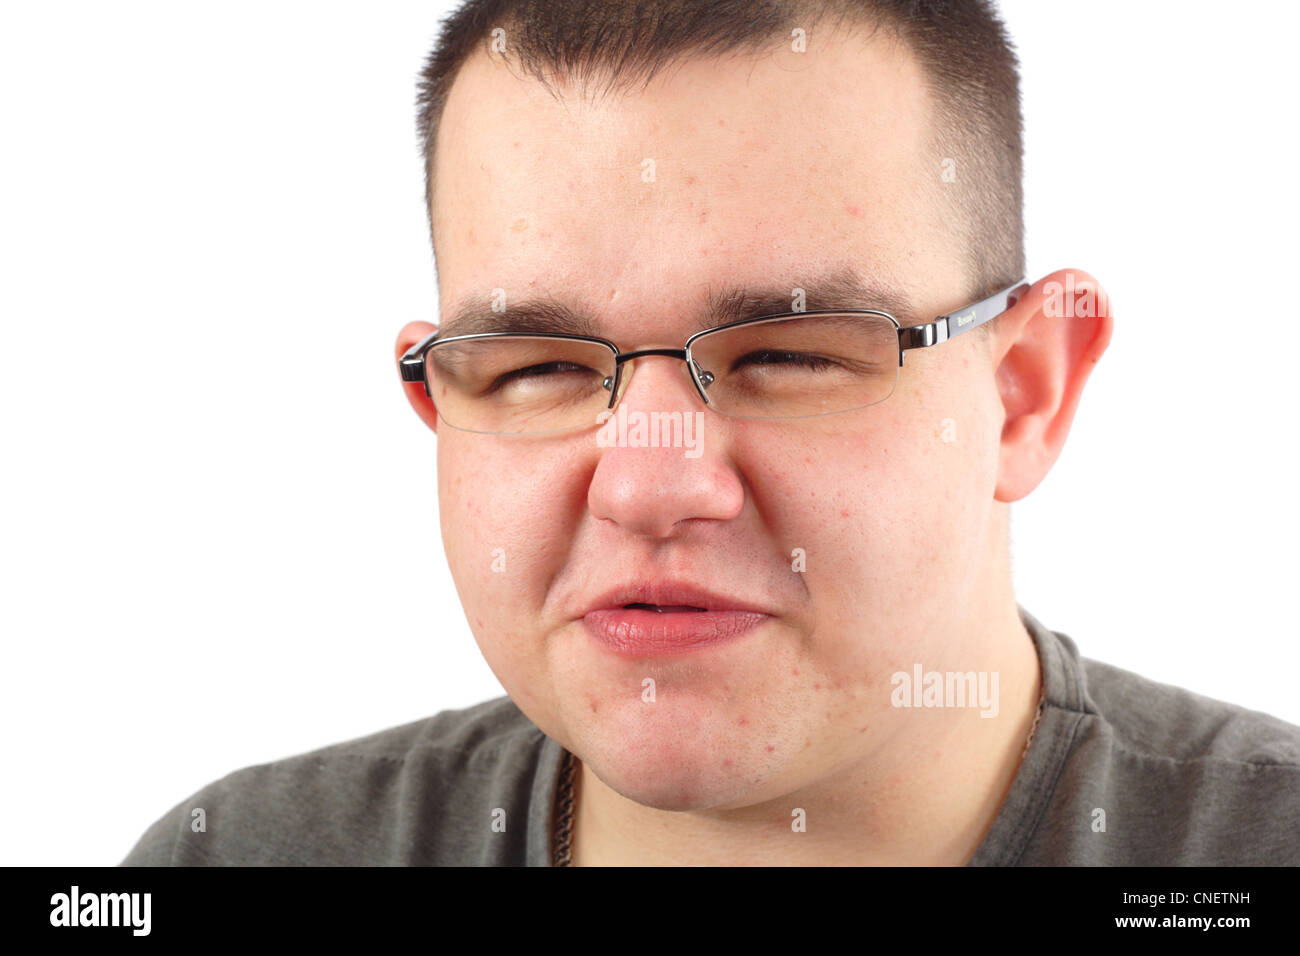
[{"x1": 569, "y1": 593, "x2": 1042, "y2": 866}]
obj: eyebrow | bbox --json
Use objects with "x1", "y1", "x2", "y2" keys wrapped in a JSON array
[{"x1": 436, "y1": 267, "x2": 921, "y2": 341}]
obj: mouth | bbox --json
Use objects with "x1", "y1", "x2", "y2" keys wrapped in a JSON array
[
  {"x1": 580, "y1": 582, "x2": 770, "y2": 656},
  {"x1": 583, "y1": 581, "x2": 765, "y2": 616}
]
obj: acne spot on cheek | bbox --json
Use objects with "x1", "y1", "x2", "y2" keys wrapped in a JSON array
[
  {"x1": 723, "y1": 758, "x2": 733, "y2": 767},
  {"x1": 846, "y1": 204, "x2": 863, "y2": 218},
  {"x1": 510, "y1": 217, "x2": 529, "y2": 233},
  {"x1": 840, "y1": 509, "x2": 850, "y2": 518},
  {"x1": 766, "y1": 743, "x2": 776, "y2": 752},
  {"x1": 738, "y1": 716, "x2": 749, "y2": 726},
  {"x1": 791, "y1": 667, "x2": 800, "y2": 676},
  {"x1": 589, "y1": 698, "x2": 599, "y2": 714}
]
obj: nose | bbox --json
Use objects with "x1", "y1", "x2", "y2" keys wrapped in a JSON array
[{"x1": 586, "y1": 352, "x2": 744, "y2": 538}]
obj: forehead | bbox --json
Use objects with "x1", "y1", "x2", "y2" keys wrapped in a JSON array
[{"x1": 431, "y1": 25, "x2": 949, "y2": 340}]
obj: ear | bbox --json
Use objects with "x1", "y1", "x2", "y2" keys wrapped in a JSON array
[
  {"x1": 992, "y1": 269, "x2": 1113, "y2": 502},
  {"x1": 395, "y1": 321, "x2": 439, "y2": 433}
]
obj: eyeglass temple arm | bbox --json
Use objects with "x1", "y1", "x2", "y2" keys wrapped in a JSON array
[
  {"x1": 398, "y1": 329, "x2": 441, "y2": 395},
  {"x1": 897, "y1": 279, "x2": 1028, "y2": 361}
]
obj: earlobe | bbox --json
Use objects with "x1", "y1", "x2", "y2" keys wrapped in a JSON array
[
  {"x1": 395, "y1": 321, "x2": 440, "y2": 433},
  {"x1": 993, "y1": 269, "x2": 1114, "y2": 503}
]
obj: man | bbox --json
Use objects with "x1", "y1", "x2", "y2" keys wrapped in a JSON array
[{"x1": 122, "y1": 0, "x2": 1300, "y2": 866}]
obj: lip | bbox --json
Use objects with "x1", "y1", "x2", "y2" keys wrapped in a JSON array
[{"x1": 580, "y1": 580, "x2": 771, "y2": 657}]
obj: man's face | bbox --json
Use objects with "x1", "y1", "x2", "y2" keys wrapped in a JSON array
[{"x1": 429, "y1": 27, "x2": 1007, "y2": 810}]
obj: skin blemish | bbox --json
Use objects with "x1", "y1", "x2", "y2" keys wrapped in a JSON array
[
  {"x1": 589, "y1": 698, "x2": 599, "y2": 713},
  {"x1": 840, "y1": 509, "x2": 850, "y2": 518},
  {"x1": 813, "y1": 682, "x2": 822, "y2": 690},
  {"x1": 511, "y1": 217, "x2": 529, "y2": 232},
  {"x1": 766, "y1": 743, "x2": 776, "y2": 752},
  {"x1": 846, "y1": 204, "x2": 863, "y2": 217},
  {"x1": 738, "y1": 716, "x2": 749, "y2": 726},
  {"x1": 791, "y1": 667, "x2": 800, "y2": 676},
  {"x1": 723, "y1": 758, "x2": 734, "y2": 767}
]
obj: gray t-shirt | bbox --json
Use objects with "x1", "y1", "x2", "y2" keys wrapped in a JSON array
[{"x1": 119, "y1": 607, "x2": 1300, "y2": 865}]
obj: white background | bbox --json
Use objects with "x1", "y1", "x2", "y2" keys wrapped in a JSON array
[{"x1": 2, "y1": 1, "x2": 1297, "y2": 866}]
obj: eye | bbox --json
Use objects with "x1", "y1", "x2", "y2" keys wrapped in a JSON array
[
  {"x1": 484, "y1": 361, "x2": 595, "y2": 394},
  {"x1": 730, "y1": 350, "x2": 839, "y2": 372}
]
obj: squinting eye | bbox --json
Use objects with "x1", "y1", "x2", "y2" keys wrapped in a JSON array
[
  {"x1": 731, "y1": 350, "x2": 838, "y2": 372},
  {"x1": 485, "y1": 361, "x2": 593, "y2": 393}
]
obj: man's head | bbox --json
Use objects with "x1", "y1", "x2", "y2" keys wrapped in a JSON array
[
  {"x1": 416, "y1": 0, "x2": 1025, "y2": 310},
  {"x1": 396, "y1": 0, "x2": 1110, "y2": 814}
]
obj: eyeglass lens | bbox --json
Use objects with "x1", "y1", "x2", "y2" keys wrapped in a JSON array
[{"x1": 425, "y1": 314, "x2": 900, "y2": 434}]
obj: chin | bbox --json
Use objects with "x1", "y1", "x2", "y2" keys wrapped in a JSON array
[
  {"x1": 594, "y1": 758, "x2": 755, "y2": 812},
  {"x1": 576, "y1": 705, "x2": 771, "y2": 811}
]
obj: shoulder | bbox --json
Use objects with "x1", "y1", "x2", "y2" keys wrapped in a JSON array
[
  {"x1": 1034, "y1": 627, "x2": 1300, "y2": 864},
  {"x1": 1079, "y1": 654, "x2": 1300, "y2": 768},
  {"x1": 119, "y1": 697, "x2": 556, "y2": 866}
]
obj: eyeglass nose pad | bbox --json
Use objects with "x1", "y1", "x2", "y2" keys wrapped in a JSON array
[
  {"x1": 603, "y1": 354, "x2": 712, "y2": 408},
  {"x1": 687, "y1": 357, "x2": 714, "y2": 389}
]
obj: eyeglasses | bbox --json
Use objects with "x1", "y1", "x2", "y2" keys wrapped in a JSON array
[{"x1": 398, "y1": 279, "x2": 1026, "y2": 435}]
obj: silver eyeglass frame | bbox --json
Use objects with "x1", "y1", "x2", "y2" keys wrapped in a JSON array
[{"x1": 398, "y1": 278, "x2": 1027, "y2": 425}]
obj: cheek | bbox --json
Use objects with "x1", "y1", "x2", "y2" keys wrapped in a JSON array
[
  {"x1": 436, "y1": 447, "x2": 498, "y2": 582},
  {"x1": 436, "y1": 437, "x2": 588, "y2": 622},
  {"x1": 731, "y1": 409, "x2": 984, "y2": 660},
  {"x1": 735, "y1": 419, "x2": 923, "y2": 595}
]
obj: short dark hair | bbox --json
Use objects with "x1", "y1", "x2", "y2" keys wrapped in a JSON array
[{"x1": 415, "y1": 0, "x2": 1024, "y2": 303}]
